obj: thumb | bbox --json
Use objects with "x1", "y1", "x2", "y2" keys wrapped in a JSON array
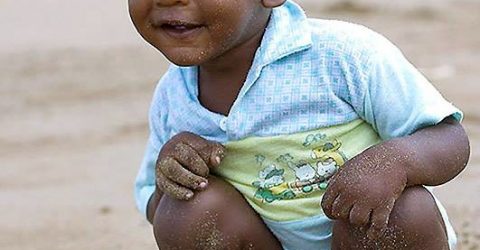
[
  {"x1": 179, "y1": 132, "x2": 225, "y2": 167},
  {"x1": 203, "y1": 141, "x2": 226, "y2": 168}
]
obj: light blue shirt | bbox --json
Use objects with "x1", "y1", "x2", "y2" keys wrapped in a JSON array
[{"x1": 135, "y1": 0, "x2": 461, "y2": 217}]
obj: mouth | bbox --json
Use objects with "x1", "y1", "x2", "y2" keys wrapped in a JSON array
[{"x1": 151, "y1": 20, "x2": 205, "y2": 39}]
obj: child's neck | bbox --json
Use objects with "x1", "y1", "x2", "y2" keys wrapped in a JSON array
[{"x1": 198, "y1": 28, "x2": 265, "y2": 116}]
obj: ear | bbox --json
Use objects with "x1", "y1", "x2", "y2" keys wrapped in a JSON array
[{"x1": 262, "y1": 0, "x2": 286, "y2": 8}]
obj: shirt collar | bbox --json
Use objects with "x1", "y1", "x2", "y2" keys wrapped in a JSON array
[
  {"x1": 177, "y1": 1, "x2": 312, "y2": 116},
  {"x1": 231, "y1": 1, "x2": 312, "y2": 103},
  {"x1": 255, "y1": 0, "x2": 313, "y2": 67},
  {"x1": 180, "y1": 0, "x2": 312, "y2": 73}
]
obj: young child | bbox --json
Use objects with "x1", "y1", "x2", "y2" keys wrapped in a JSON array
[{"x1": 130, "y1": 0, "x2": 470, "y2": 249}]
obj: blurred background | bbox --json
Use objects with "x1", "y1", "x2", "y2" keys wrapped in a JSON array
[{"x1": 1, "y1": 0, "x2": 478, "y2": 249}]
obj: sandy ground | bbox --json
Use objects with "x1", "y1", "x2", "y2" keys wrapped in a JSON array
[{"x1": 1, "y1": 0, "x2": 479, "y2": 249}]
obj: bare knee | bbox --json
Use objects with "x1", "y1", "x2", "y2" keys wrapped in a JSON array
[
  {"x1": 389, "y1": 187, "x2": 448, "y2": 247},
  {"x1": 153, "y1": 176, "x2": 281, "y2": 250},
  {"x1": 332, "y1": 186, "x2": 449, "y2": 250},
  {"x1": 153, "y1": 176, "x2": 241, "y2": 249}
]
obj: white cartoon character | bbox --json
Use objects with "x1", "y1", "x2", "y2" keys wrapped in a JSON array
[
  {"x1": 291, "y1": 161, "x2": 316, "y2": 181},
  {"x1": 256, "y1": 164, "x2": 285, "y2": 188},
  {"x1": 316, "y1": 158, "x2": 338, "y2": 180},
  {"x1": 253, "y1": 164, "x2": 294, "y2": 203}
]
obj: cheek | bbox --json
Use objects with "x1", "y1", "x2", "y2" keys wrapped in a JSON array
[
  {"x1": 204, "y1": 8, "x2": 251, "y2": 50},
  {"x1": 202, "y1": 1, "x2": 252, "y2": 32},
  {"x1": 128, "y1": 0, "x2": 151, "y2": 30}
]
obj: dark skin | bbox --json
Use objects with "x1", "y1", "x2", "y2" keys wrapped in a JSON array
[
  {"x1": 130, "y1": 2, "x2": 285, "y2": 248},
  {"x1": 321, "y1": 116, "x2": 470, "y2": 239},
  {"x1": 129, "y1": 0, "x2": 285, "y2": 224},
  {"x1": 129, "y1": 0, "x2": 471, "y2": 248}
]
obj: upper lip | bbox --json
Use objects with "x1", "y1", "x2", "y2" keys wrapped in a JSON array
[{"x1": 150, "y1": 14, "x2": 203, "y2": 28}]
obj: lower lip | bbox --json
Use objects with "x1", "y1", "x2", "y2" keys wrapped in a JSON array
[{"x1": 160, "y1": 26, "x2": 204, "y2": 40}]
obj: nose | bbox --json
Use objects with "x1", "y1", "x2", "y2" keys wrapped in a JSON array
[{"x1": 153, "y1": 0, "x2": 189, "y2": 7}]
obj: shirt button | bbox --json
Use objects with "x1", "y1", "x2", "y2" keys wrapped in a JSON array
[{"x1": 219, "y1": 118, "x2": 228, "y2": 132}]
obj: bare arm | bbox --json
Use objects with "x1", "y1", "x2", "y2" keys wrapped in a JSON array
[
  {"x1": 322, "y1": 116, "x2": 470, "y2": 239},
  {"x1": 396, "y1": 117, "x2": 470, "y2": 186}
]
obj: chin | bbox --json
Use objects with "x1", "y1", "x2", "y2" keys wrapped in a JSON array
[
  {"x1": 160, "y1": 47, "x2": 210, "y2": 67},
  {"x1": 175, "y1": 59, "x2": 203, "y2": 67},
  {"x1": 167, "y1": 58, "x2": 196, "y2": 67}
]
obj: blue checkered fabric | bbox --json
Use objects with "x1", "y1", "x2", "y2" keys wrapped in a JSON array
[{"x1": 135, "y1": 0, "x2": 461, "y2": 217}]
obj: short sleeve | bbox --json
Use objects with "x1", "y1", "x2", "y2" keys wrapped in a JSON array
[
  {"x1": 134, "y1": 77, "x2": 168, "y2": 217},
  {"x1": 351, "y1": 33, "x2": 462, "y2": 140},
  {"x1": 134, "y1": 138, "x2": 160, "y2": 216}
]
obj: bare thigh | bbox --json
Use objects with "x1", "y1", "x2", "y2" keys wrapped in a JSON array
[
  {"x1": 153, "y1": 175, "x2": 282, "y2": 250},
  {"x1": 332, "y1": 186, "x2": 449, "y2": 250}
]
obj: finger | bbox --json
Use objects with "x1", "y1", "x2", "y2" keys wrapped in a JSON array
[
  {"x1": 207, "y1": 142, "x2": 226, "y2": 167},
  {"x1": 159, "y1": 156, "x2": 208, "y2": 190},
  {"x1": 331, "y1": 194, "x2": 354, "y2": 221},
  {"x1": 173, "y1": 143, "x2": 210, "y2": 177},
  {"x1": 180, "y1": 133, "x2": 226, "y2": 167},
  {"x1": 367, "y1": 199, "x2": 395, "y2": 240},
  {"x1": 156, "y1": 171, "x2": 194, "y2": 200},
  {"x1": 321, "y1": 191, "x2": 340, "y2": 219},
  {"x1": 349, "y1": 204, "x2": 372, "y2": 226},
  {"x1": 321, "y1": 179, "x2": 341, "y2": 214}
]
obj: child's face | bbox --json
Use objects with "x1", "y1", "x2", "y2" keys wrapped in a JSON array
[{"x1": 129, "y1": 0, "x2": 281, "y2": 66}]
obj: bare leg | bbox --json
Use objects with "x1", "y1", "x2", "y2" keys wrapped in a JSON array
[
  {"x1": 332, "y1": 186, "x2": 449, "y2": 250},
  {"x1": 153, "y1": 175, "x2": 282, "y2": 250}
]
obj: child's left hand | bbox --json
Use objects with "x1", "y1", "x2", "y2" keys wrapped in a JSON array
[{"x1": 321, "y1": 142, "x2": 408, "y2": 240}]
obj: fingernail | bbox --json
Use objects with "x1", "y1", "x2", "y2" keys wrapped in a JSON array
[{"x1": 199, "y1": 182, "x2": 208, "y2": 189}]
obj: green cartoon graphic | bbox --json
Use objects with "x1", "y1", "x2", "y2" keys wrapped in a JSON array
[
  {"x1": 277, "y1": 155, "x2": 318, "y2": 194},
  {"x1": 303, "y1": 133, "x2": 327, "y2": 147},
  {"x1": 251, "y1": 138, "x2": 348, "y2": 202},
  {"x1": 252, "y1": 164, "x2": 295, "y2": 203},
  {"x1": 309, "y1": 139, "x2": 347, "y2": 189}
]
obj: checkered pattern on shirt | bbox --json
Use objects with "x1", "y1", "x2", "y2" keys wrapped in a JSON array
[{"x1": 135, "y1": 0, "x2": 461, "y2": 215}]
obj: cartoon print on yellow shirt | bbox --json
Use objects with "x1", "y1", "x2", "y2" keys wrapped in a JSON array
[
  {"x1": 252, "y1": 161, "x2": 296, "y2": 203},
  {"x1": 252, "y1": 133, "x2": 348, "y2": 203}
]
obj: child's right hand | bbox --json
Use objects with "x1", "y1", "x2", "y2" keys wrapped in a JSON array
[{"x1": 155, "y1": 132, "x2": 225, "y2": 200}]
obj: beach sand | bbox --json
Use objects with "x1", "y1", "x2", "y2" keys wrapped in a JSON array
[{"x1": 1, "y1": 0, "x2": 479, "y2": 249}]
